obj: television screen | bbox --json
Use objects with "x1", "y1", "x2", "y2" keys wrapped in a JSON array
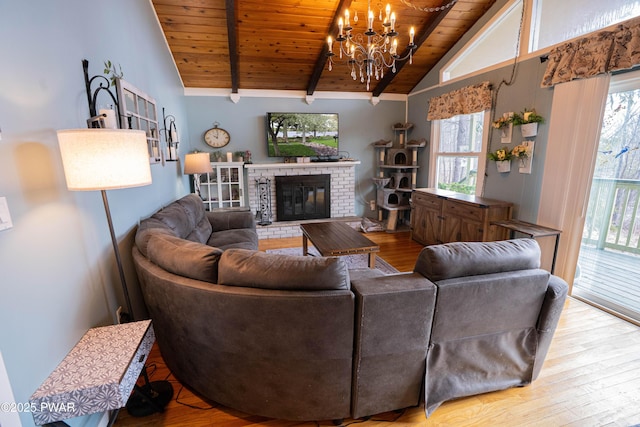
[{"x1": 266, "y1": 112, "x2": 339, "y2": 158}]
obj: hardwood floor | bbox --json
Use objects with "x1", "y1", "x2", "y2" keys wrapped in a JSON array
[{"x1": 116, "y1": 232, "x2": 640, "y2": 427}]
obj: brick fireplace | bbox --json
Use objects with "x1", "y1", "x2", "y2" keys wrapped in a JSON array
[{"x1": 245, "y1": 161, "x2": 360, "y2": 239}]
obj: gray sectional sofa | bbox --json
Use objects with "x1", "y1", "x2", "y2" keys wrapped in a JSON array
[{"x1": 132, "y1": 194, "x2": 568, "y2": 421}]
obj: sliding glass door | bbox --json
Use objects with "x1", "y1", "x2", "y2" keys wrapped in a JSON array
[{"x1": 572, "y1": 72, "x2": 640, "y2": 323}]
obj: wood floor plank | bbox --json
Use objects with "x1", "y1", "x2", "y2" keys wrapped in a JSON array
[{"x1": 116, "y1": 233, "x2": 640, "y2": 426}]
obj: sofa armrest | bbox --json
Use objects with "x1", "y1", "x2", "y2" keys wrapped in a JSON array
[
  {"x1": 351, "y1": 273, "x2": 437, "y2": 419},
  {"x1": 532, "y1": 274, "x2": 569, "y2": 379},
  {"x1": 206, "y1": 209, "x2": 256, "y2": 232}
]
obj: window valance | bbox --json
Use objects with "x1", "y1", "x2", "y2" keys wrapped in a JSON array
[
  {"x1": 427, "y1": 81, "x2": 492, "y2": 121},
  {"x1": 541, "y1": 16, "x2": 640, "y2": 88}
]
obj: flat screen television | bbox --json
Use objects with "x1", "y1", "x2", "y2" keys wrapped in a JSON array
[{"x1": 266, "y1": 112, "x2": 339, "y2": 158}]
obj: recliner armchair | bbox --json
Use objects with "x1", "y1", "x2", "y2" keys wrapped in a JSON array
[
  {"x1": 414, "y1": 238, "x2": 568, "y2": 415},
  {"x1": 350, "y1": 238, "x2": 567, "y2": 418}
]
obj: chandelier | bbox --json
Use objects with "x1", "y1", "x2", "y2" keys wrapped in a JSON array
[{"x1": 326, "y1": 1, "x2": 416, "y2": 91}]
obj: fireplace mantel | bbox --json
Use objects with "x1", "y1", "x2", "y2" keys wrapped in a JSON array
[{"x1": 245, "y1": 161, "x2": 360, "y2": 170}]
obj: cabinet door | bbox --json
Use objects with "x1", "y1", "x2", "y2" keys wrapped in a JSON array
[
  {"x1": 442, "y1": 200, "x2": 485, "y2": 243},
  {"x1": 423, "y1": 209, "x2": 442, "y2": 245},
  {"x1": 458, "y1": 219, "x2": 484, "y2": 242},
  {"x1": 411, "y1": 192, "x2": 442, "y2": 245}
]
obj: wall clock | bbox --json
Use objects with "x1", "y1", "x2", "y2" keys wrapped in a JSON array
[{"x1": 204, "y1": 124, "x2": 230, "y2": 148}]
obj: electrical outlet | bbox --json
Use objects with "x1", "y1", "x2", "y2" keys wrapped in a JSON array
[
  {"x1": 369, "y1": 200, "x2": 376, "y2": 211},
  {"x1": 116, "y1": 306, "x2": 123, "y2": 324}
]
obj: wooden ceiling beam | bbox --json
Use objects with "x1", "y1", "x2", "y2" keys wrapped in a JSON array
[
  {"x1": 372, "y1": 6, "x2": 455, "y2": 98},
  {"x1": 306, "y1": 0, "x2": 352, "y2": 96},
  {"x1": 226, "y1": 0, "x2": 239, "y2": 93}
]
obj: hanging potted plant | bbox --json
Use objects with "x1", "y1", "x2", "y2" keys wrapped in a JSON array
[
  {"x1": 488, "y1": 148, "x2": 513, "y2": 173},
  {"x1": 512, "y1": 109, "x2": 544, "y2": 137},
  {"x1": 511, "y1": 143, "x2": 530, "y2": 168}
]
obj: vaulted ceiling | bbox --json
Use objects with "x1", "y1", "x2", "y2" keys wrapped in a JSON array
[{"x1": 151, "y1": 0, "x2": 496, "y2": 96}]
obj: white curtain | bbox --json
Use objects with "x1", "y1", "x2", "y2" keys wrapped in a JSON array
[{"x1": 537, "y1": 74, "x2": 610, "y2": 290}]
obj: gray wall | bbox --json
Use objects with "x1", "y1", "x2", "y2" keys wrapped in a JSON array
[
  {"x1": 184, "y1": 95, "x2": 407, "y2": 216},
  {"x1": 0, "y1": 2, "x2": 187, "y2": 426}
]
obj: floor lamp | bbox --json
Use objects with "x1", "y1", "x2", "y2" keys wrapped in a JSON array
[
  {"x1": 57, "y1": 129, "x2": 151, "y2": 321},
  {"x1": 57, "y1": 128, "x2": 173, "y2": 416}
]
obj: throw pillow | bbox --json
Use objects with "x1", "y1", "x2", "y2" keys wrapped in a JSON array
[
  {"x1": 146, "y1": 233, "x2": 223, "y2": 284},
  {"x1": 218, "y1": 249, "x2": 350, "y2": 291}
]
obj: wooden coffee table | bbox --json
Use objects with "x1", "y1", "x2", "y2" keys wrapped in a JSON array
[{"x1": 300, "y1": 221, "x2": 380, "y2": 268}]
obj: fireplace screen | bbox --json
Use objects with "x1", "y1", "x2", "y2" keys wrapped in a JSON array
[{"x1": 275, "y1": 174, "x2": 331, "y2": 221}]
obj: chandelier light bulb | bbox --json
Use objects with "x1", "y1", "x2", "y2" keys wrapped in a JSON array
[{"x1": 326, "y1": 0, "x2": 416, "y2": 90}]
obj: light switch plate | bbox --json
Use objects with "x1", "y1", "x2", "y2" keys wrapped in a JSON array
[{"x1": 0, "y1": 197, "x2": 13, "y2": 231}]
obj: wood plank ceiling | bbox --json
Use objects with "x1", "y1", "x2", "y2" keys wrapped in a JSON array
[{"x1": 151, "y1": 0, "x2": 496, "y2": 96}]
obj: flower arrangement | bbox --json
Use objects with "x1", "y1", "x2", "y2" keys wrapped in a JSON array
[
  {"x1": 511, "y1": 109, "x2": 544, "y2": 125},
  {"x1": 511, "y1": 144, "x2": 530, "y2": 159},
  {"x1": 492, "y1": 116, "x2": 511, "y2": 129},
  {"x1": 488, "y1": 148, "x2": 513, "y2": 161}
]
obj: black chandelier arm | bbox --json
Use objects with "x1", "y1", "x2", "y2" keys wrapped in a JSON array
[{"x1": 331, "y1": 38, "x2": 410, "y2": 70}]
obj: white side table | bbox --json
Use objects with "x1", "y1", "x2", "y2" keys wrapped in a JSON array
[{"x1": 29, "y1": 320, "x2": 155, "y2": 426}]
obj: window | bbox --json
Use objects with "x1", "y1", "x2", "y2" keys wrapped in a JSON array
[
  {"x1": 429, "y1": 111, "x2": 489, "y2": 195},
  {"x1": 442, "y1": 0, "x2": 523, "y2": 83},
  {"x1": 531, "y1": 0, "x2": 640, "y2": 52},
  {"x1": 442, "y1": 0, "x2": 640, "y2": 83}
]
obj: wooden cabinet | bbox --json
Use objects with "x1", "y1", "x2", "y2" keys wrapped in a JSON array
[
  {"x1": 199, "y1": 162, "x2": 245, "y2": 211},
  {"x1": 411, "y1": 188, "x2": 512, "y2": 246}
]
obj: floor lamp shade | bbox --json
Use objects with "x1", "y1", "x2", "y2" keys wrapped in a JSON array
[{"x1": 57, "y1": 129, "x2": 152, "y2": 191}]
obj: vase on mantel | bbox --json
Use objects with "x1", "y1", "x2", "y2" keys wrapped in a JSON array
[{"x1": 495, "y1": 160, "x2": 511, "y2": 173}]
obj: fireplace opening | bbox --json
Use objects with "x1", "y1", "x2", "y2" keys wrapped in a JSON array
[{"x1": 275, "y1": 174, "x2": 331, "y2": 221}]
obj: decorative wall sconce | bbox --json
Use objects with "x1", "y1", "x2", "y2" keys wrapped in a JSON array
[
  {"x1": 82, "y1": 59, "x2": 120, "y2": 129},
  {"x1": 162, "y1": 108, "x2": 179, "y2": 162}
]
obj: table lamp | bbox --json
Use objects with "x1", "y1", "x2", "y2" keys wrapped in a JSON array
[{"x1": 183, "y1": 152, "x2": 213, "y2": 198}]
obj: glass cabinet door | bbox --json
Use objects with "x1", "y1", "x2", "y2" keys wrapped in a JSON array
[{"x1": 199, "y1": 163, "x2": 245, "y2": 211}]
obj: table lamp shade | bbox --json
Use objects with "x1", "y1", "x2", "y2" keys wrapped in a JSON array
[
  {"x1": 184, "y1": 152, "x2": 213, "y2": 175},
  {"x1": 58, "y1": 129, "x2": 152, "y2": 191}
]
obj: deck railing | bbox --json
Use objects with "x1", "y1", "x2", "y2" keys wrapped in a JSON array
[{"x1": 583, "y1": 178, "x2": 640, "y2": 254}]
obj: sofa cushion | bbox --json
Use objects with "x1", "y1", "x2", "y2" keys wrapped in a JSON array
[
  {"x1": 135, "y1": 194, "x2": 213, "y2": 257},
  {"x1": 146, "y1": 233, "x2": 223, "y2": 284},
  {"x1": 218, "y1": 249, "x2": 350, "y2": 291},
  {"x1": 208, "y1": 229, "x2": 259, "y2": 251},
  {"x1": 176, "y1": 194, "x2": 213, "y2": 243},
  {"x1": 414, "y1": 238, "x2": 541, "y2": 282}
]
